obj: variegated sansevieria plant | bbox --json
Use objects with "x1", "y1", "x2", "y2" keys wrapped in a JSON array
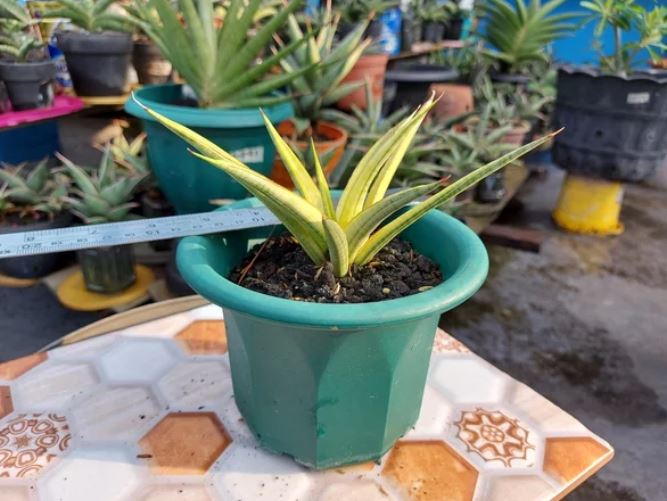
[{"x1": 135, "y1": 95, "x2": 560, "y2": 277}]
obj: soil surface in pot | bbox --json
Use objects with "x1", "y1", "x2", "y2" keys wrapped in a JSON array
[{"x1": 229, "y1": 235, "x2": 443, "y2": 303}]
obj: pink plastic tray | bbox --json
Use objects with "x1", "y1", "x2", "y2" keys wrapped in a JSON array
[{"x1": 0, "y1": 95, "x2": 84, "y2": 129}]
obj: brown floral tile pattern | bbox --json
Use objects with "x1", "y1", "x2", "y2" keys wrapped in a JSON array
[
  {"x1": 0, "y1": 353, "x2": 47, "y2": 381},
  {"x1": 543, "y1": 436, "x2": 612, "y2": 484},
  {"x1": 139, "y1": 412, "x2": 231, "y2": 475},
  {"x1": 0, "y1": 386, "x2": 12, "y2": 420},
  {"x1": 0, "y1": 413, "x2": 70, "y2": 478},
  {"x1": 382, "y1": 440, "x2": 479, "y2": 501},
  {"x1": 454, "y1": 408, "x2": 534, "y2": 467},
  {"x1": 176, "y1": 320, "x2": 228, "y2": 355},
  {"x1": 0, "y1": 306, "x2": 613, "y2": 501}
]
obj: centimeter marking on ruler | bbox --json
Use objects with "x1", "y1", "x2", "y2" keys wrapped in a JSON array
[{"x1": 0, "y1": 208, "x2": 280, "y2": 258}]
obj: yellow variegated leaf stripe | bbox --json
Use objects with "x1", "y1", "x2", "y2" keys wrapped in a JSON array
[
  {"x1": 260, "y1": 110, "x2": 321, "y2": 208},
  {"x1": 353, "y1": 130, "x2": 563, "y2": 265},
  {"x1": 322, "y1": 218, "x2": 349, "y2": 278},
  {"x1": 310, "y1": 140, "x2": 336, "y2": 219}
]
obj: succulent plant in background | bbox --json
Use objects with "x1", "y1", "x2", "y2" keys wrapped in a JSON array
[
  {"x1": 0, "y1": 18, "x2": 45, "y2": 62},
  {"x1": 58, "y1": 148, "x2": 145, "y2": 224},
  {"x1": 126, "y1": 0, "x2": 309, "y2": 108},
  {"x1": 278, "y1": 6, "x2": 371, "y2": 135},
  {"x1": 0, "y1": 159, "x2": 68, "y2": 221},
  {"x1": 414, "y1": 0, "x2": 457, "y2": 24},
  {"x1": 45, "y1": 0, "x2": 134, "y2": 32},
  {"x1": 480, "y1": 0, "x2": 579, "y2": 75},
  {"x1": 137, "y1": 95, "x2": 557, "y2": 276}
]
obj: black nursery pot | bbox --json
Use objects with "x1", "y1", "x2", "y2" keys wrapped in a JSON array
[
  {"x1": 475, "y1": 172, "x2": 506, "y2": 204},
  {"x1": 57, "y1": 31, "x2": 132, "y2": 96},
  {"x1": 553, "y1": 66, "x2": 667, "y2": 182},
  {"x1": 0, "y1": 212, "x2": 72, "y2": 279},
  {"x1": 0, "y1": 60, "x2": 55, "y2": 110},
  {"x1": 443, "y1": 16, "x2": 464, "y2": 40},
  {"x1": 385, "y1": 64, "x2": 459, "y2": 112},
  {"x1": 422, "y1": 21, "x2": 445, "y2": 42},
  {"x1": 77, "y1": 244, "x2": 136, "y2": 293}
]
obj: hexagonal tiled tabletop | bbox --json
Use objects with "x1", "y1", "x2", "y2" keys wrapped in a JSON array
[{"x1": 0, "y1": 303, "x2": 613, "y2": 500}]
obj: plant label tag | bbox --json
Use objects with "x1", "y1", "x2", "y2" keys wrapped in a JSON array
[
  {"x1": 232, "y1": 146, "x2": 264, "y2": 164},
  {"x1": 627, "y1": 92, "x2": 650, "y2": 105}
]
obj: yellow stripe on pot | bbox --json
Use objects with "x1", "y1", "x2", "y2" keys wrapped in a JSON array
[{"x1": 553, "y1": 174, "x2": 624, "y2": 236}]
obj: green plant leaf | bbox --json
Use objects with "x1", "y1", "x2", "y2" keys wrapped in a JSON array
[
  {"x1": 354, "y1": 130, "x2": 562, "y2": 265},
  {"x1": 322, "y1": 218, "x2": 349, "y2": 278},
  {"x1": 309, "y1": 140, "x2": 335, "y2": 219}
]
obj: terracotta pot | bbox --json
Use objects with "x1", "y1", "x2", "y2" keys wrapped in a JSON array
[
  {"x1": 336, "y1": 54, "x2": 389, "y2": 111},
  {"x1": 270, "y1": 121, "x2": 348, "y2": 189},
  {"x1": 429, "y1": 83, "x2": 474, "y2": 119},
  {"x1": 503, "y1": 121, "x2": 531, "y2": 145}
]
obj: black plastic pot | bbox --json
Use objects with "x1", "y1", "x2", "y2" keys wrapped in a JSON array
[
  {"x1": 385, "y1": 64, "x2": 459, "y2": 111},
  {"x1": 142, "y1": 190, "x2": 174, "y2": 252},
  {"x1": 444, "y1": 16, "x2": 464, "y2": 40},
  {"x1": 0, "y1": 212, "x2": 72, "y2": 278},
  {"x1": 338, "y1": 19, "x2": 384, "y2": 41},
  {"x1": 132, "y1": 40, "x2": 172, "y2": 85},
  {"x1": 57, "y1": 31, "x2": 132, "y2": 97},
  {"x1": 401, "y1": 15, "x2": 422, "y2": 51},
  {"x1": 475, "y1": 172, "x2": 506, "y2": 203},
  {"x1": 553, "y1": 66, "x2": 667, "y2": 182},
  {"x1": 165, "y1": 243, "x2": 194, "y2": 297},
  {"x1": 0, "y1": 60, "x2": 55, "y2": 111},
  {"x1": 422, "y1": 21, "x2": 445, "y2": 42},
  {"x1": 77, "y1": 244, "x2": 136, "y2": 293}
]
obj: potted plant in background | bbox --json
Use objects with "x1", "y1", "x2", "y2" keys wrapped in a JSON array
[
  {"x1": 414, "y1": 0, "x2": 456, "y2": 42},
  {"x1": 336, "y1": 0, "x2": 398, "y2": 40},
  {"x1": 0, "y1": 159, "x2": 71, "y2": 278},
  {"x1": 131, "y1": 29, "x2": 171, "y2": 85},
  {"x1": 0, "y1": 2, "x2": 55, "y2": 110},
  {"x1": 124, "y1": 0, "x2": 308, "y2": 214},
  {"x1": 553, "y1": 0, "x2": 667, "y2": 182},
  {"x1": 139, "y1": 95, "x2": 556, "y2": 469},
  {"x1": 428, "y1": 44, "x2": 480, "y2": 119},
  {"x1": 480, "y1": 0, "x2": 578, "y2": 84},
  {"x1": 270, "y1": 8, "x2": 369, "y2": 187},
  {"x1": 59, "y1": 149, "x2": 145, "y2": 293},
  {"x1": 46, "y1": 0, "x2": 135, "y2": 96}
]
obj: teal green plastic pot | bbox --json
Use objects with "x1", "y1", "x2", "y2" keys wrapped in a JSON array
[
  {"x1": 177, "y1": 198, "x2": 488, "y2": 469},
  {"x1": 125, "y1": 84, "x2": 293, "y2": 214}
]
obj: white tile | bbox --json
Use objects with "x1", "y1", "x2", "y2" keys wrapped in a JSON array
[
  {"x1": 49, "y1": 335, "x2": 117, "y2": 362},
  {"x1": 13, "y1": 363, "x2": 99, "y2": 411},
  {"x1": 212, "y1": 444, "x2": 311, "y2": 501},
  {"x1": 317, "y1": 480, "x2": 392, "y2": 501},
  {"x1": 158, "y1": 361, "x2": 232, "y2": 408},
  {"x1": 432, "y1": 357, "x2": 507, "y2": 404},
  {"x1": 135, "y1": 483, "x2": 212, "y2": 501},
  {"x1": 120, "y1": 314, "x2": 193, "y2": 339},
  {"x1": 404, "y1": 384, "x2": 452, "y2": 438},
  {"x1": 38, "y1": 447, "x2": 142, "y2": 501},
  {"x1": 0, "y1": 485, "x2": 31, "y2": 501},
  {"x1": 72, "y1": 386, "x2": 162, "y2": 443},
  {"x1": 184, "y1": 305, "x2": 223, "y2": 321},
  {"x1": 99, "y1": 339, "x2": 177, "y2": 384}
]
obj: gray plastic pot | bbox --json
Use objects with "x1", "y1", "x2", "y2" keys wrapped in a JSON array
[
  {"x1": 57, "y1": 31, "x2": 132, "y2": 96},
  {"x1": 0, "y1": 60, "x2": 55, "y2": 110},
  {"x1": 0, "y1": 212, "x2": 71, "y2": 278},
  {"x1": 553, "y1": 66, "x2": 667, "y2": 182},
  {"x1": 132, "y1": 40, "x2": 172, "y2": 85},
  {"x1": 385, "y1": 64, "x2": 459, "y2": 112},
  {"x1": 77, "y1": 244, "x2": 136, "y2": 293}
]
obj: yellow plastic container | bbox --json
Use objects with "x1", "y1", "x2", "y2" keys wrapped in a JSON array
[{"x1": 553, "y1": 173, "x2": 624, "y2": 235}]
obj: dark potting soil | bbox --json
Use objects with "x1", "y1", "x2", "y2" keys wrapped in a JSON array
[{"x1": 229, "y1": 235, "x2": 443, "y2": 303}]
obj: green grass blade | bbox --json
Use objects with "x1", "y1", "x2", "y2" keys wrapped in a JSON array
[{"x1": 354, "y1": 130, "x2": 562, "y2": 265}]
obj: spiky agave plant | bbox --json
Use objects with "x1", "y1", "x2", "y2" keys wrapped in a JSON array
[{"x1": 136, "y1": 95, "x2": 559, "y2": 277}]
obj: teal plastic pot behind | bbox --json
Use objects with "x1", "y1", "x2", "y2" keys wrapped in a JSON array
[
  {"x1": 125, "y1": 85, "x2": 293, "y2": 214},
  {"x1": 177, "y1": 198, "x2": 489, "y2": 469}
]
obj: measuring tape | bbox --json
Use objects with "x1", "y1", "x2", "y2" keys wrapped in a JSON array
[{"x1": 0, "y1": 208, "x2": 279, "y2": 258}]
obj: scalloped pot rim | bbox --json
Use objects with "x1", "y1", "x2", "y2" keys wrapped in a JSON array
[
  {"x1": 556, "y1": 64, "x2": 667, "y2": 84},
  {"x1": 176, "y1": 200, "x2": 490, "y2": 329}
]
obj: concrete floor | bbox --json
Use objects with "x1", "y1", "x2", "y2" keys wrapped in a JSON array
[
  {"x1": 442, "y1": 167, "x2": 667, "y2": 500},
  {"x1": 1, "y1": 115, "x2": 666, "y2": 498}
]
